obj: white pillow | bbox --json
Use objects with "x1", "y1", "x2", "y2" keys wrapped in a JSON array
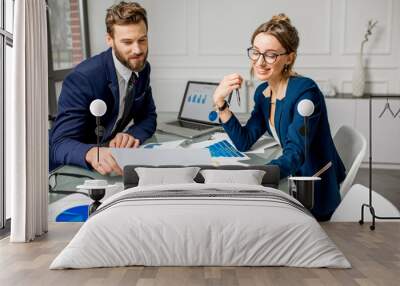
[
  {"x1": 200, "y1": 169, "x2": 266, "y2": 185},
  {"x1": 135, "y1": 167, "x2": 200, "y2": 186}
]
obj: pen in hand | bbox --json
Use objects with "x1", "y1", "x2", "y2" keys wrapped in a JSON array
[
  {"x1": 236, "y1": 89, "x2": 241, "y2": 107},
  {"x1": 227, "y1": 91, "x2": 233, "y2": 105},
  {"x1": 227, "y1": 89, "x2": 241, "y2": 107}
]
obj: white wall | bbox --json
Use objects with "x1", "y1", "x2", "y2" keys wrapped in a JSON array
[
  {"x1": 87, "y1": 0, "x2": 114, "y2": 58},
  {"x1": 88, "y1": 0, "x2": 400, "y2": 112}
]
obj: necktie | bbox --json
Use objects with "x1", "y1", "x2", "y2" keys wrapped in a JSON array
[{"x1": 113, "y1": 72, "x2": 138, "y2": 135}]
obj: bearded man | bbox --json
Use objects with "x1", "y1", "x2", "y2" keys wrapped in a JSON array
[{"x1": 50, "y1": 2, "x2": 157, "y2": 175}]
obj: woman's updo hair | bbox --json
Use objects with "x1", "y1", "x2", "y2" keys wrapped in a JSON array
[{"x1": 250, "y1": 13, "x2": 299, "y2": 77}]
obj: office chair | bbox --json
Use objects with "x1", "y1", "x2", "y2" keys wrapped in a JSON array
[
  {"x1": 333, "y1": 125, "x2": 367, "y2": 198},
  {"x1": 331, "y1": 125, "x2": 371, "y2": 222}
]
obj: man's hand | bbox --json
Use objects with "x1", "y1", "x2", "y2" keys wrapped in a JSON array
[
  {"x1": 109, "y1": 132, "x2": 140, "y2": 148},
  {"x1": 85, "y1": 147, "x2": 122, "y2": 176}
]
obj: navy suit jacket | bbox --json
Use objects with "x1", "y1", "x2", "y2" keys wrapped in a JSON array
[
  {"x1": 49, "y1": 48, "x2": 157, "y2": 170},
  {"x1": 222, "y1": 76, "x2": 346, "y2": 219}
]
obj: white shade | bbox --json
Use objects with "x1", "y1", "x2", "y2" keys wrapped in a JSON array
[
  {"x1": 90, "y1": 99, "x2": 107, "y2": 117},
  {"x1": 297, "y1": 99, "x2": 315, "y2": 117}
]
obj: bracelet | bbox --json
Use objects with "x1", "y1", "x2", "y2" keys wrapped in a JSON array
[{"x1": 217, "y1": 101, "x2": 229, "y2": 112}]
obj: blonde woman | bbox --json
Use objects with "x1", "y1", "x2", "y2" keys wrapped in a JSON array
[{"x1": 213, "y1": 14, "x2": 345, "y2": 221}]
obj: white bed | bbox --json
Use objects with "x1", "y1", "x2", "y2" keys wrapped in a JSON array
[{"x1": 50, "y1": 183, "x2": 350, "y2": 269}]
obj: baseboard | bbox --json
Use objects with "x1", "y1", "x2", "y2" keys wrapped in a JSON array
[{"x1": 360, "y1": 163, "x2": 400, "y2": 170}]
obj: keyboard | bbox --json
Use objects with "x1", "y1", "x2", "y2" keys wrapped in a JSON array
[{"x1": 167, "y1": 120, "x2": 214, "y2": 131}]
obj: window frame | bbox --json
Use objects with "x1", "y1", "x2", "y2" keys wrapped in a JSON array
[
  {"x1": 47, "y1": 0, "x2": 91, "y2": 121},
  {"x1": 0, "y1": 0, "x2": 14, "y2": 234}
]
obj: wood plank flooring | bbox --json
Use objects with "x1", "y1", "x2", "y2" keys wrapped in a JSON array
[{"x1": 0, "y1": 222, "x2": 399, "y2": 286}]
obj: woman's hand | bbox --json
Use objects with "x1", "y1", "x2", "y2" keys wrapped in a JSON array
[{"x1": 213, "y1": 73, "x2": 243, "y2": 107}]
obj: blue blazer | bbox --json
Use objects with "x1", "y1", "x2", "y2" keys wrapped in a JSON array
[
  {"x1": 49, "y1": 48, "x2": 157, "y2": 170},
  {"x1": 222, "y1": 76, "x2": 346, "y2": 219}
]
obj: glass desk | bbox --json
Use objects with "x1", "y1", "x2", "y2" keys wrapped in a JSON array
[{"x1": 49, "y1": 112, "x2": 286, "y2": 196}]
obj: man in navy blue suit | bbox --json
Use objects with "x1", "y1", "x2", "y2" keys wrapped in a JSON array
[{"x1": 50, "y1": 2, "x2": 157, "y2": 175}]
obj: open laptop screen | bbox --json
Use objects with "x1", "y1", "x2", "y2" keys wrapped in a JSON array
[{"x1": 179, "y1": 81, "x2": 219, "y2": 125}]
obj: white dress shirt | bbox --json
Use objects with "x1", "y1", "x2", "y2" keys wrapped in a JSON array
[
  {"x1": 263, "y1": 78, "x2": 289, "y2": 147},
  {"x1": 269, "y1": 119, "x2": 281, "y2": 146}
]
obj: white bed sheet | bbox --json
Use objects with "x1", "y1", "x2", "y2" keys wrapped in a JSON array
[{"x1": 50, "y1": 183, "x2": 350, "y2": 269}]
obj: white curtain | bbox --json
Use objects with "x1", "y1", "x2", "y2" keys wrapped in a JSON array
[{"x1": 7, "y1": 0, "x2": 48, "y2": 242}]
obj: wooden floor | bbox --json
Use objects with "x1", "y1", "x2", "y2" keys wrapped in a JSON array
[{"x1": 0, "y1": 222, "x2": 399, "y2": 286}]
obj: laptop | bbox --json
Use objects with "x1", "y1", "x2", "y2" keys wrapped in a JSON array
[{"x1": 157, "y1": 81, "x2": 222, "y2": 138}]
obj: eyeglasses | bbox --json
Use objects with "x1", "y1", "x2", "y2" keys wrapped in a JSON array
[{"x1": 247, "y1": 47, "x2": 288, "y2": 64}]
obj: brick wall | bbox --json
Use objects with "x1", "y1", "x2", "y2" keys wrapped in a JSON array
[{"x1": 70, "y1": 0, "x2": 84, "y2": 65}]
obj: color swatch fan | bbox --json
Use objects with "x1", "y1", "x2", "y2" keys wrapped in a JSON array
[{"x1": 206, "y1": 140, "x2": 245, "y2": 158}]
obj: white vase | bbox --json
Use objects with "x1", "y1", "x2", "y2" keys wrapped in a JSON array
[{"x1": 352, "y1": 53, "x2": 365, "y2": 97}]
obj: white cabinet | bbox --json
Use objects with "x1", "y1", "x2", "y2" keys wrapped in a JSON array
[{"x1": 325, "y1": 96, "x2": 400, "y2": 166}]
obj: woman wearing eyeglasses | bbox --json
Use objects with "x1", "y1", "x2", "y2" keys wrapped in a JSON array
[{"x1": 213, "y1": 14, "x2": 346, "y2": 221}]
